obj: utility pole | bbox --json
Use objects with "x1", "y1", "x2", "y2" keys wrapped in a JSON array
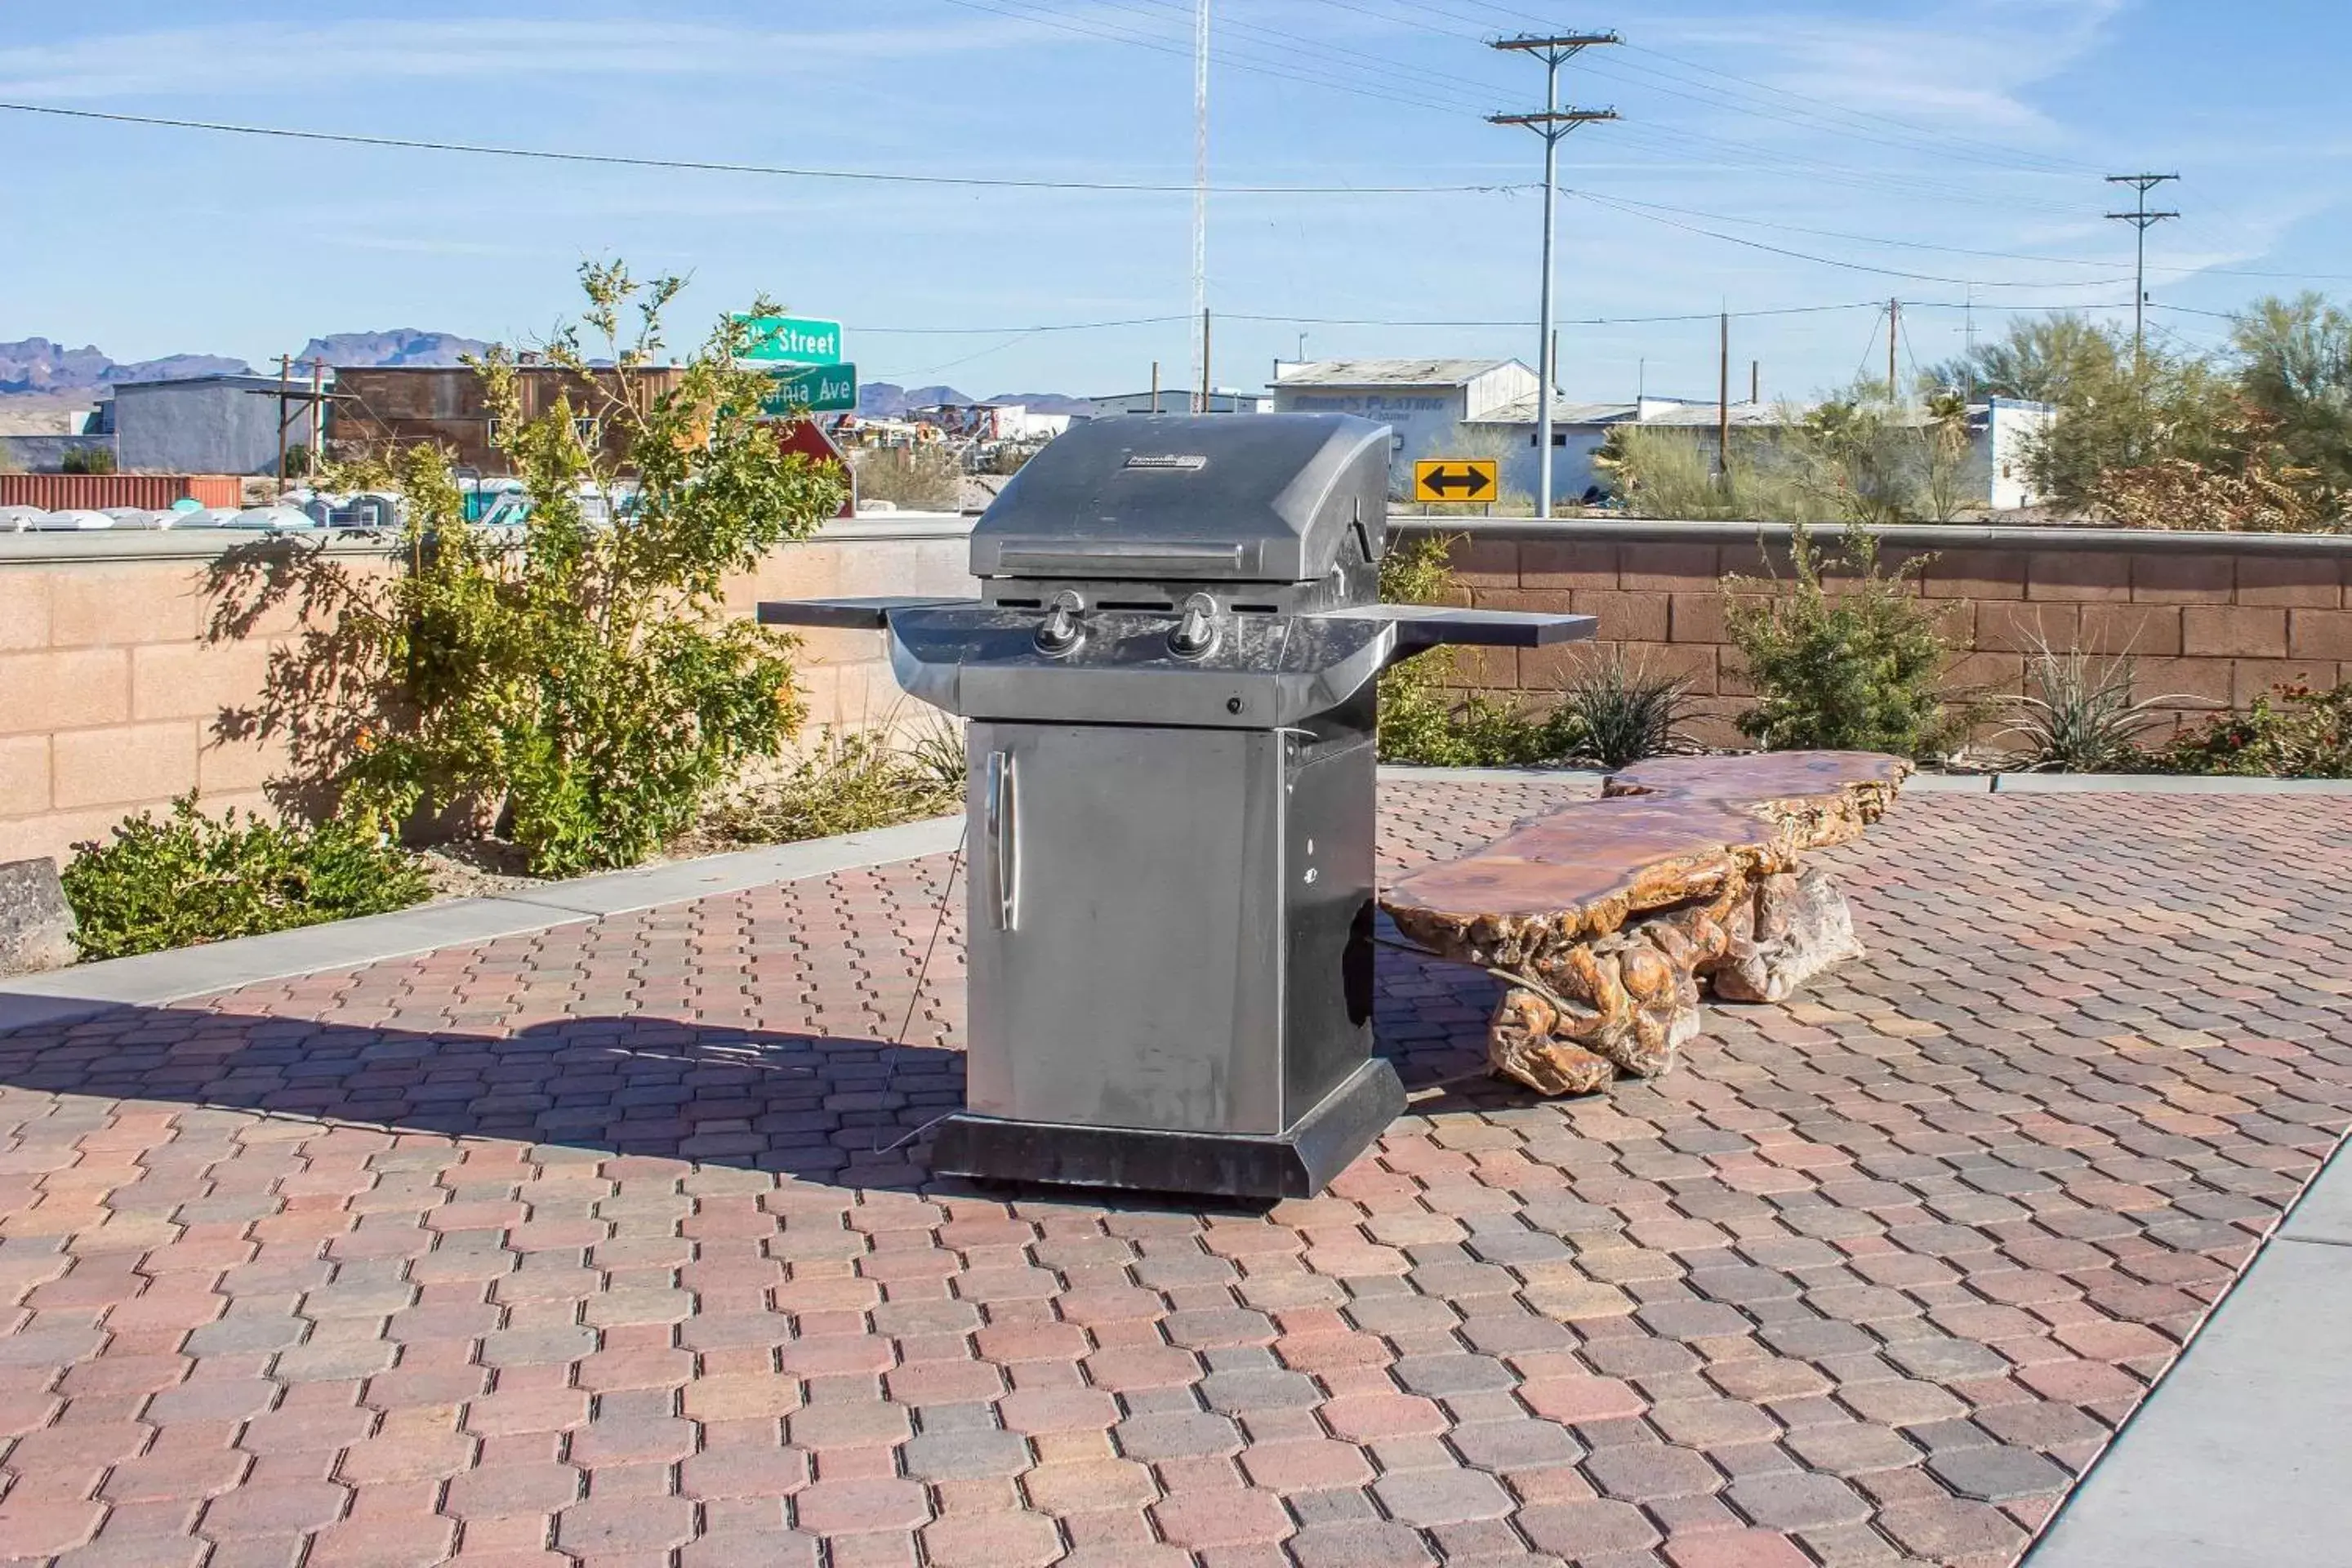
[
  {"x1": 309, "y1": 359, "x2": 325, "y2": 471},
  {"x1": 1150, "y1": 360, "x2": 1160, "y2": 414},
  {"x1": 1750, "y1": 359, "x2": 1759, "y2": 405},
  {"x1": 1491, "y1": 31, "x2": 1619, "y2": 519},
  {"x1": 1887, "y1": 299, "x2": 1900, "y2": 403},
  {"x1": 1199, "y1": 309, "x2": 1212, "y2": 412},
  {"x1": 1192, "y1": 0, "x2": 1210, "y2": 412},
  {"x1": 2105, "y1": 172, "x2": 2180, "y2": 365},
  {"x1": 275, "y1": 354, "x2": 291, "y2": 485},
  {"x1": 1717, "y1": 311, "x2": 1730, "y2": 482}
]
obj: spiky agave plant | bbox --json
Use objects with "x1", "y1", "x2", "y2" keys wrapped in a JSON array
[
  {"x1": 2003, "y1": 639, "x2": 2190, "y2": 773},
  {"x1": 1553, "y1": 651, "x2": 1694, "y2": 769}
]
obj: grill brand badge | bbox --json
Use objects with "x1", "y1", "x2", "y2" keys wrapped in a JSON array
[{"x1": 1124, "y1": 454, "x2": 1209, "y2": 471}]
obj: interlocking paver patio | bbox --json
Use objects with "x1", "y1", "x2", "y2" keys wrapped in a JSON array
[{"x1": 2, "y1": 779, "x2": 2350, "y2": 1566}]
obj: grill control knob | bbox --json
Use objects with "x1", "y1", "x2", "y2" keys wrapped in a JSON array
[
  {"x1": 1168, "y1": 593, "x2": 1220, "y2": 659},
  {"x1": 1034, "y1": 590, "x2": 1085, "y2": 655}
]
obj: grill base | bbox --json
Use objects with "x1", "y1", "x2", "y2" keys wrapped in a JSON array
[{"x1": 929, "y1": 1058, "x2": 1405, "y2": 1200}]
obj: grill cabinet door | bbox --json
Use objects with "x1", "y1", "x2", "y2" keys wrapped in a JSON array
[{"x1": 964, "y1": 721, "x2": 1285, "y2": 1137}]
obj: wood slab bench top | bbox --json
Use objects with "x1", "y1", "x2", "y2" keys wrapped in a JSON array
[
  {"x1": 1604, "y1": 751, "x2": 1911, "y2": 849},
  {"x1": 1383, "y1": 751, "x2": 1907, "y2": 957},
  {"x1": 1383, "y1": 795, "x2": 1797, "y2": 947}
]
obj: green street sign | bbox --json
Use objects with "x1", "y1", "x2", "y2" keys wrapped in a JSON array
[
  {"x1": 760, "y1": 362, "x2": 858, "y2": 415},
  {"x1": 735, "y1": 314, "x2": 842, "y2": 366}
]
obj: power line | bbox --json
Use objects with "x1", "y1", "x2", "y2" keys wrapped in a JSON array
[
  {"x1": 0, "y1": 99, "x2": 1523, "y2": 194},
  {"x1": 1228, "y1": 301, "x2": 1884, "y2": 327},
  {"x1": 1571, "y1": 189, "x2": 2132, "y2": 288},
  {"x1": 1300, "y1": 0, "x2": 2108, "y2": 185}
]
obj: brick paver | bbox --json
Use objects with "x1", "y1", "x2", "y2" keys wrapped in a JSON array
[{"x1": 2, "y1": 781, "x2": 2349, "y2": 1566}]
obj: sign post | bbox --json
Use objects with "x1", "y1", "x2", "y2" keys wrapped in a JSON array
[{"x1": 1412, "y1": 458, "x2": 1499, "y2": 506}]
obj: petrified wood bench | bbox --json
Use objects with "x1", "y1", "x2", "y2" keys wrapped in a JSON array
[{"x1": 1381, "y1": 751, "x2": 1909, "y2": 1095}]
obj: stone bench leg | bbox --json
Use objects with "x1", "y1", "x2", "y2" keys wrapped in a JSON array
[
  {"x1": 1486, "y1": 895, "x2": 1735, "y2": 1094},
  {"x1": 1707, "y1": 865, "x2": 1864, "y2": 1004}
]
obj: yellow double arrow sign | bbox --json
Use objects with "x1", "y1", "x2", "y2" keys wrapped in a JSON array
[{"x1": 1412, "y1": 458, "x2": 1497, "y2": 504}]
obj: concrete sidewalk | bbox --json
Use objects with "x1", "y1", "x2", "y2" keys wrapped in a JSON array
[{"x1": 2023, "y1": 1138, "x2": 2352, "y2": 1567}]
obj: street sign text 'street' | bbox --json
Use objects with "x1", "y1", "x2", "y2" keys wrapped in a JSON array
[
  {"x1": 734, "y1": 315, "x2": 843, "y2": 366},
  {"x1": 760, "y1": 363, "x2": 858, "y2": 415},
  {"x1": 1413, "y1": 458, "x2": 1499, "y2": 504}
]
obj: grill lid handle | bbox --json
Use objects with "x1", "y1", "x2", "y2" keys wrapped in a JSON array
[{"x1": 992, "y1": 541, "x2": 1254, "y2": 577}]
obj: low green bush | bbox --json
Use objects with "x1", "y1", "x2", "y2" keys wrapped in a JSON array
[
  {"x1": 62, "y1": 795, "x2": 431, "y2": 961},
  {"x1": 1727, "y1": 524, "x2": 1956, "y2": 757},
  {"x1": 707, "y1": 723, "x2": 965, "y2": 844},
  {"x1": 2156, "y1": 680, "x2": 2352, "y2": 777},
  {"x1": 1375, "y1": 532, "x2": 1575, "y2": 766}
]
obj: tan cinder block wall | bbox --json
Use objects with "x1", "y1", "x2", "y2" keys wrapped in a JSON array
[
  {"x1": 0, "y1": 517, "x2": 978, "y2": 869},
  {"x1": 1410, "y1": 522, "x2": 2352, "y2": 749}
]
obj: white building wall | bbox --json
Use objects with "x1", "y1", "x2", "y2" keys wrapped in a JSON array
[
  {"x1": 1272, "y1": 365, "x2": 1539, "y2": 492},
  {"x1": 1986, "y1": 398, "x2": 2056, "y2": 510},
  {"x1": 1476, "y1": 422, "x2": 1613, "y2": 507}
]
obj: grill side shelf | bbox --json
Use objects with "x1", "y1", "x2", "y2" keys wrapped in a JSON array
[
  {"x1": 1316, "y1": 605, "x2": 1598, "y2": 655},
  {"x1": 757, "y1": 596, "x2": 981, "y2": 630}
]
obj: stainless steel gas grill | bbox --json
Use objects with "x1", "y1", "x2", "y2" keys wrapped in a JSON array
[{"x1": 760, "y1": 413, "x2": 1594, "y2": 1198}]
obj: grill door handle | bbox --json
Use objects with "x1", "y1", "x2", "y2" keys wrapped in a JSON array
[{"x1": 985, "y1": 751, "x2": 1018, "y2": 930}]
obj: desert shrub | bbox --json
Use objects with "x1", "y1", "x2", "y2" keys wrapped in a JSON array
[
  {"x1": 2001, "y1": 644, "x2": 2187, "y2": 772},
  {"x1": 1554, "y1": 652, "x2": 1692, "y2": 768},
  {"x1": 62, "y1": 795, "x2": 430, "y2": 960},
  {"x1": 1727, "y1": 524, "x2": 1954, "y2": 756},
  {"x1": 2156, "y1": 680, "x2": 2352, "y2": 777},
  {"x1": 708, "y1": 723, "x2": 964, "y2": 844},
  {"x1": 212, "y1": 261, "x2": 849, "y2": 877},
  {"x1": 1596, "y1": 424, "x2": 1827, "y2": 522},
  {"x1": 61, "y1": 445, "x2": 117, "y2": 474},
  {"x1": 851, "y1": 444, "x2": 961, "y2": 510}
]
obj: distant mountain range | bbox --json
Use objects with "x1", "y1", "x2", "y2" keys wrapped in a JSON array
[
  {"x1": 857, "y1": 381, "x2": 1096, "y2": 418},
  {"x1": 0, "y1": 338, "x2": 247, "y2": 396},
  {"x1": 0, "y1": 334, "x2": 1092, "y2": 416},
  {"x1": 0, "y1": 327, "x2": 490, "y2": 400},
  {"x1": 292, "y1": 329, "x2": 488, "y2": 368}
]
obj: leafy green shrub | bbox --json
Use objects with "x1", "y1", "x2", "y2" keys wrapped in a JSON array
[
  {"x1": 1374, "y1": 532, "x2": 1581, "y2": 766},
  {"x1": 61, "y1": 445, "x2": 117, "y2": 475},
  {"x1": 213, "y1": 261, "x2": 851, "y2": 877},
  {"x1": 2156, "y1": 680, "x2": 2352, "y2": 777},
  {"x1": 2002, "y1": 644, "x2": 2183, "y2": 772},
  {"x1": 708, "y1": 723, "x2": 964, "y2": 844},
  {"x1": 62, "y1": 795, "x2": 430, "y2": 960},
  {"x1": 1727, "y1": 524, "x2": 1954, "y2": 756},
  {"x1": 1555, "y1": 652, "x2": 1691, "y2": 768}
]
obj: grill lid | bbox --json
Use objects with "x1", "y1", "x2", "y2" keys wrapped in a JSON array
[{"x1": 969, "y1": 412, "x2": 1390, "y2": 585}]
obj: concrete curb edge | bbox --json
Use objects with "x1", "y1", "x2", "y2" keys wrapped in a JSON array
[{"x1": 0, "y1": 814, "x2": 964, "y2": 1034}]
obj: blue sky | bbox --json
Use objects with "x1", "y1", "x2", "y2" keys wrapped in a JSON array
[{"x1": 2, "y1": 0, "x2": 2347, "y2": 401}]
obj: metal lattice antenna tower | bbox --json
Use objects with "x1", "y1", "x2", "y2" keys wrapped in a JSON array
[
  {"x1": 1491, "y1": 31, "x2": 1619, "y2": 519},
  {"x1": 2105, "y1": 172, "x2": 2180, "y2": 365},
  {"x1": 1192, "y1": 0, "x2": 1210, "y2": 412}
]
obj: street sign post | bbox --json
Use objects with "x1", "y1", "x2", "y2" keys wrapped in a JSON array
[
  {"x1": 734, "y1": 315, "x2": 844, "y2": 366},
  {"x1": 760, "y1": 363, "x2": 858, "y2": 416},
  {"x1": 771, "y1": 418, "x2": 857, "y2": 519},
  {"x1": 1413, "y1": 458, "x2": 1499, "y2": 505}
]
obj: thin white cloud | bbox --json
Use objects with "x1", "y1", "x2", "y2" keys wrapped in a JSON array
[
  {"x1": 1646, "y1": 0, "x2": 2130, "y2": 136},
  {"x1": 0, "y1": 16, "x2": 1027, "y2": 100}
]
